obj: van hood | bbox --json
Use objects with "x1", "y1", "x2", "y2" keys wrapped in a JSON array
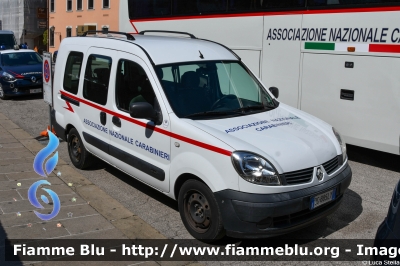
[{"x1": 185, "y1": 105, "x2": 338, "y2": 173}]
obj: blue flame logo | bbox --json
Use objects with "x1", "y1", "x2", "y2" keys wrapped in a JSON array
[
  {"x1": 29, "y1": 130, "x2": 61, "y2": 220},
  {"x1": 28, "y1": 180, "x2": 61, "y2": 220},
  {"x1": 33, "y1": 130, "x2": 59, "y2": 177}
]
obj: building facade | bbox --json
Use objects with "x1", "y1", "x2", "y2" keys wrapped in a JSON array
[
  {"x1": 49, "y1": 0, "x2": 119, "y2": 53},
  {"x1": 0, "y1": 0, "x2": 47, "y2": 52}
]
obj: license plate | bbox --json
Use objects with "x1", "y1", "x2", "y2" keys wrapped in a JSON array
[
  {"x1": 310, "y1": 188, "x2": 336, "y2": 210},
  {"x1": 30, "y1": 88, "x2": 42, "y2": 93}
]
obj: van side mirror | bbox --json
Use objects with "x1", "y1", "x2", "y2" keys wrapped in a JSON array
[
  {"x1": 130, "y1": 102, "x2": 156, "y2": 120},
  {"x1": 129, "y1": 102, "x2": 162, "y2": 125},
  {"x1": 269, "y1": 87, "x2": 279, "y2": 99}
]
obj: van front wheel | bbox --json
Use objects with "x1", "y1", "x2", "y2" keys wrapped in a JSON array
[
  {"x1": 178, "y1": 179, "x2": 225, "y2": 241},
  {"x1": 67, "y1": 128, "x2": 93, "y2": 169}
]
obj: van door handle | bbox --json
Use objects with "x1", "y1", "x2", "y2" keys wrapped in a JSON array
[
  {"x1": 112, "y1": 116, "x2": 121, "y2": 127},
  {"x1": 340, "y1": 89, "x2": 354, "y2": 101},
  {"x1": 100, "y1": 112, "x2": 106, "y2": 125}
]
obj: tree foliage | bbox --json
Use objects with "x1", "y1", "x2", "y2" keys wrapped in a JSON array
[{"x1": 43, "y1": 29, "x2": 48, "y2": 46}]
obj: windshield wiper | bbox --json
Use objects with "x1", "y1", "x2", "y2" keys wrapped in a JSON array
[
  {"x1": 233, "y1": 105, "x2": 273, "y2": 113},
  {"x1": 183, "y1": 110, "x2": 243, "y2": 119}
]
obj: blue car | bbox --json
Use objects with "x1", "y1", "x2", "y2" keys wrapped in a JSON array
[
  {"x1": 0, "y1": 48, "x2": 43, "y2": 99},
  {"x1": 373, "y1": 180, "x2": 400, "y2": 261}
]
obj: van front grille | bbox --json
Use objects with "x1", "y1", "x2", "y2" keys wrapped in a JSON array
[
  {"x1": 282, "y1": 156, "x2": 339, "y2": 185},
  {"x1": 283, "y1": 167, "x2": 314, "y2": 185},
  {"x1": 322, "y1": 156, "x2": 339, "y2": 175}
]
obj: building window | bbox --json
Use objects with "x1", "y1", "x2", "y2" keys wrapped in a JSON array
[
  {"x1": 103, "y1": 0, "x2": 109, "y2": 8},
  {"x1": 67, "y1": 0, "x2": 72, "y2": 11},
  {"x1": 50, "y1": 0, "x2": 55, "y2": 12},
  {"x1": 77, "y1": 0, "x2": 82, "y2": 10},
  {"x1": 66, "y1": 28, "x2": 72, "y2": 37},
  {"x1": 50, "y1": 28, "x2": 55, "y2": 47},
  {"x1": 88, "y1": 0, "x2": 94, "y2": 9}
]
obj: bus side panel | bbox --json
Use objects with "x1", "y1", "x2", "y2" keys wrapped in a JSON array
[
  {"x1": 262, "y1": 15, "x2": 303, "y2": 108},
  {"x1": 301, "y1": 53, "x2": 400, "y2": 155},
  {"x1": 125, "y1": 17, "x2": 264, "y2": 53}
]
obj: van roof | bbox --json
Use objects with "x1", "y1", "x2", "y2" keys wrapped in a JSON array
[
  {"x1": 63, "y1": 34, "x2": 239, "y2": 65},
  {"x1": 0, "y1": 30, "x2": 14, "y2": 34}
]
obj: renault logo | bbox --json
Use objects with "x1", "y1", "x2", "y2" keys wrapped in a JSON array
[
  {"x1": 316, "y1": 168, "x2": 324, "y2": 181},
  {"x1": 31, "y1": 76, "x2": 37, "y2": 83}
]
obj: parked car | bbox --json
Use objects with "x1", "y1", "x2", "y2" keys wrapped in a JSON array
[
  {"x1": 51, "y1": 30, "x2": 351, "y2": 241},
  {"x1": 373, "y1": 180, "x2": 400, "y2": 260},
  {"x1": 0, "y1": 47, "x2": 43, "y2": 99},
  {"x1": 0, "y1": 30, "x2": 17, "y2": 50},
  {"x1": 53, "y1": 50, "x2": 58, "y2": 63}
]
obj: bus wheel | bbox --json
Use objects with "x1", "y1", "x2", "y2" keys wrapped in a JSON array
[
  {"x1": 67, "y1": 128, "x2": 93, "y2": 169},
  {"x1": 178, "y1": 179, "x2": 225, "y2": 241}
]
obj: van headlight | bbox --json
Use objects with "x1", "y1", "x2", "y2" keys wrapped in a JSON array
[
  {"x1": 231, "y1": 151, "x2": 281, "y2": 186},
  {"x1": 333, "y1": 127, "x2": 347, "y2": 159}
]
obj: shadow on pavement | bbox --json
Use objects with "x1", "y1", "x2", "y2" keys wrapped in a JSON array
[
  {"x1": 91, "y1": 159, "x2": 179, "y2": 211},
  {"x1": 347, "y1": 144, "x2": 400, "y2": 173},
  {"x1": 1, "y1": 221, "x2": 23, "y2": 265},
  {"x1": 4, "y1": 94, "x2": 43, "y2": 102}
]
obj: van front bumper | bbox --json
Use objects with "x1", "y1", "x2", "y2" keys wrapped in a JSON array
[{"x1": 214, "y1": 164, "x2": 352, "y2": 238}]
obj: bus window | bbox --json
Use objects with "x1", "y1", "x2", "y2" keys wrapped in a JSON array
[
  {"x1": 229, "y1": 0, "x2": 305, "y2": 11},
  {"x1": 197, "y1": 0, "x2": 227, "y2": 13},
  {"x1": 228, "y1": 0, "x2": 261, "y2": 11},
  {"x1": 308, "y1": 0, "x2": 400, "y2": 7},
  {"x1": 173, "y1": 0, "x2": 227, "y2": 15},
  {"x1": 128, "y1": 0, "x2": 171, "y2": 18}
]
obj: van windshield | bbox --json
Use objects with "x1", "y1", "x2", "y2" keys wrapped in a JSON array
[
  {"x1": 155, "y1": 61, "x2": 277, "y2": 119},
  {"x1": 0, "y1": 34, "x2": 16, "y2": 49},
  {"x1": 1, "y1": 52, "x2": 43, "y2": 66}
]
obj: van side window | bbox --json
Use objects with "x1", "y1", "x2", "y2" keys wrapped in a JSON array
[
  {"x1": 83, "y1": 54, "x2": 112, "y2": 105},
  {"x1": 115, "y1": 59, "x2": 156, "y2": 112},
  {"x1": 63, "y1": 51, "x2": 83, "y2": 94}
]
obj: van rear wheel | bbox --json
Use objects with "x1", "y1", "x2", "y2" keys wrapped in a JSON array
[
  {"x1": 178, "y1": 179, "x2": 225, "y2": 241},
  {"x1": 67, "y1": 128, "x2": 93, "y2": 169}
]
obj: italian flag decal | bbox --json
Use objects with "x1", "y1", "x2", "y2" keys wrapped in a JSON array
[{"x1": 305, "y1": 42, "x2": 400, "y2": 53}]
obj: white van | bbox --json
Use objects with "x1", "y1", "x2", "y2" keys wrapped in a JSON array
[{"x1": 51, "y1": 30, "x2": 352, "y2": 240}]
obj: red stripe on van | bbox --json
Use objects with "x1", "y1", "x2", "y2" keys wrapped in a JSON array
[{"x1": 60, "y1": 90, "x2": 233, "y2": 156}]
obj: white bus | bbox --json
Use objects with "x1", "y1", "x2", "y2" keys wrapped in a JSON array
[{"x1": 119, "y1": 0, "x2": 400, "y2": 155}]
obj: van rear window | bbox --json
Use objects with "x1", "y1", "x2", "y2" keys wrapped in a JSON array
[
  {"x1": 63, "y1": 52, "x2": 84, "y2": 95},
  {"x1": 83, "y1": 54, "x2": 112, "y2": 105}
]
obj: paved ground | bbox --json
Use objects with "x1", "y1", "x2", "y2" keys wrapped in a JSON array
[
  {"x1": 0, "y1": 110, "x2": 196, "y2": 266},
  {"x1": 0, "y1": 95, "x2": 399, "y2": 266}
]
